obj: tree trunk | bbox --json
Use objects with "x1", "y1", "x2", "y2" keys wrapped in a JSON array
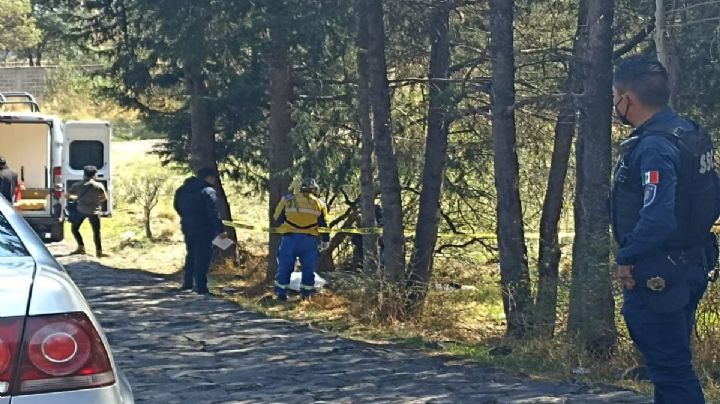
[
  {"x1": 356, "y1": 2, "x2": 379, "y2": 274},
  {"x1": 567, "y1": 0, "x2": 617, "y2": 355},
  {"x1": 183, "y1": 60, "x2": 238, "y2": 258},
  {"x1": 655, "y1": 0, "x2": 677, "y2": 108},
  {"x1": 655, "y1": 0, "x2": 668, "y2": 68},
  {"x1": 184, "y1": 61, "x2": 215, "y2": 172},
  {"x1": 144, "y1": 207, "x2": 153, "y2": 239},
  {"x1": 365, "y1": 0, "x2": 406, "y2": 284},
  {"x1": 266, "y1": 32, "x2": 295, "y2": 283},
  {"x1": 318, "y1": 211, "x2": 359, "y2": 271},
  {"x1": 406, "y1": 0, "x2": 452, "y2": 315},
  {"x1": 532, "y1": 0, "x2": 588, "y2": 338},
  {"x1": 490, "y1": 0, "x2": 532, "y2": 339},
  {"x1": 656, "y1": 0, "x2": 681, "y2": 108}
]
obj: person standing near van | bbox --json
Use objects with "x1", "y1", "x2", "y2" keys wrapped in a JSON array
[
  {"x1": 0, "y1": 156, "x2": 19, "y2": 202},
  {"x1": 67, "y1": 165, "x2": 108, "y2": 257}
]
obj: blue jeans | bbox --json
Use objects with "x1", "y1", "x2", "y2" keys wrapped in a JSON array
[
  {"x1": 182, "y1": 232, "x2": 214, "y2": 293},
  {"x1": 275, "y1": 234, "x2": 319, "y2": 298},
  {"x1": 622, "y1": 263, "x2": 709, "y2": 404}
]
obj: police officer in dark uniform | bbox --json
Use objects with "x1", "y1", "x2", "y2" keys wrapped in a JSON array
[
  {"x1": 611, "y1": 56, "x2": 720, "y2": 403},
  {"x1": 173, "y1": 167, "x2": 228, "y2": 295}
]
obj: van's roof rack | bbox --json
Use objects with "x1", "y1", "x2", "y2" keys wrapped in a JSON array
[{"x1": 0, "y1": 92, "x2": 41, "y2": 112}]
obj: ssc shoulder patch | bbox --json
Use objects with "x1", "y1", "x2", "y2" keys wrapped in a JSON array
[
  {"x1": 643, "y1": 170, "x2": 660, "y2": 185},
  {"x1": 643, "y1": 184, "x2": 657, "y2": 207}
]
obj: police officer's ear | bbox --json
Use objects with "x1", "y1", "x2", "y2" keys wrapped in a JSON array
[{"x1": 623, "y1": 90, "x2": 640, "y2": 106}]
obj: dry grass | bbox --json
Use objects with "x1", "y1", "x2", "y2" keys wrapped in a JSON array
[{"x1": 215, "y1": 253, "x2": 509, "y2": 343}]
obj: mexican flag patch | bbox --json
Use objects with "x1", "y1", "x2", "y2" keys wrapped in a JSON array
[{"x1": 643, "y1": 170, "x2": 660, "y2": 185}]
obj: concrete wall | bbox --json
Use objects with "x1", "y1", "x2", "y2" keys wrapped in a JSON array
[{"x1": 0, "y1": 66, "x2": 55, "y2": 102}]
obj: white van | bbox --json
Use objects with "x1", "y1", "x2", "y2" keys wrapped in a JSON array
[{"x1": 0, "y1": 92, "x2": 112, "y2": 242}]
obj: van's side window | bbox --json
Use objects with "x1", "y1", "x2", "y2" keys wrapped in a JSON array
[{"x1": 69, "y1": 140, "x2": 105, "y2": 170}]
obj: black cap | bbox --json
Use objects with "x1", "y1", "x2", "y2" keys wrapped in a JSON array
[
  {"x1": 196, "y1": 167, "x2": 218, "y2": 179},
  {"x1": 83, "y1": 165, "x2": 98, "y2": 178}
]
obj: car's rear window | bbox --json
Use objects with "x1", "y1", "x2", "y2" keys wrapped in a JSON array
[{"x1": 0, "y1": 212, "x2": 29, "y2": 257}]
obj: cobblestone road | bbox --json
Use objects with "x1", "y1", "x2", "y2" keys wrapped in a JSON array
[{"x1": 58, "y1": 255, "x2": 652, "y2": 403}]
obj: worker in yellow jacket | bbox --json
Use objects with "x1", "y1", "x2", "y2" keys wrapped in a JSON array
[{"x1": 273, "y1": 178, "x2": 329, "y2": 300}]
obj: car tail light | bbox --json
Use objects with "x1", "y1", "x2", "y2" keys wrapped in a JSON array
[
  {"x1": 53, "y1": 167, "x2": 62, "y2": 199},
  {"x1": 14, "y1": 313, "x2": 115, "y2": 395},
  {"x1": 0, "y1": 318, "x2": 22, "y2": 396}
]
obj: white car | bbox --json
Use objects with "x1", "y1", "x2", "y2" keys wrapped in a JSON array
[{"x1": 0, "y1": 197, "x2": 133, "y2": 403}]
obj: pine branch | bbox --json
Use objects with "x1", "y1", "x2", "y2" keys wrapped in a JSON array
[{"x1": 613, "y1": 21, "x2": 656, "y2": 59}]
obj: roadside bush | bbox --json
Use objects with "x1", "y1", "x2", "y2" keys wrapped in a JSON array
[{"x1": 117, "y1": 168, "x2": 178, "y2": 240}]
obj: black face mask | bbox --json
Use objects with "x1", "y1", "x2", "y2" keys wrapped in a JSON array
[{"x1": 614, "y1": 95, "x2": 632, "y2": 126}]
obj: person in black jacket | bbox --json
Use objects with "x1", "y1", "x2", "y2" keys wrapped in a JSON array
[
  {"x1": 0, "y1": 156, "x2": 18, "y2": 203},
  {"x1": 173, "y1": 167, "x2": 227, "y2": 295}
]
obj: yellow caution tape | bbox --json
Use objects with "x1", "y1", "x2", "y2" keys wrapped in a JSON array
[
  {"x1": 222, "y1": 220, "x2": 575, "y2": 241},
  {"x1": 221, "y1": 220, "x2": 383, "y2": 235},
  {"x1": 222, "y1": 221, "x2": 257, "y2": 230}
]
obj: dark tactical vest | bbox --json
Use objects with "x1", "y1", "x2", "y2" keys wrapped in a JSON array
[{"x1": 611, "y1": 122, "x2": 720, "y2": 251}]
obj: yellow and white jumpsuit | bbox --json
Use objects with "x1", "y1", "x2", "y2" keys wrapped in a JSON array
[{"x1": 273, "y1": 192, "x2": 329, "y2": 299}]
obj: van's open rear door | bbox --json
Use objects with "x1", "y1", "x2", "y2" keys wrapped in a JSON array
[{"x1": 63, "y1": 121, "x2": 112, "y2": 216}]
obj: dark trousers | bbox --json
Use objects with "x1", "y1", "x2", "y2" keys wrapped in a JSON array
[
  {"x1": 623, "y1": 263, "x2": 709, "y2": 404},
  {"x1": 71, "y1": 214, "x2": 102, "y2": 252},
  {"x1": 351, "y1": 234, "x2": 385, "y2": 269},
  {"x1": 182, "y1": 232, "x2": 214, "y2": 293}
]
